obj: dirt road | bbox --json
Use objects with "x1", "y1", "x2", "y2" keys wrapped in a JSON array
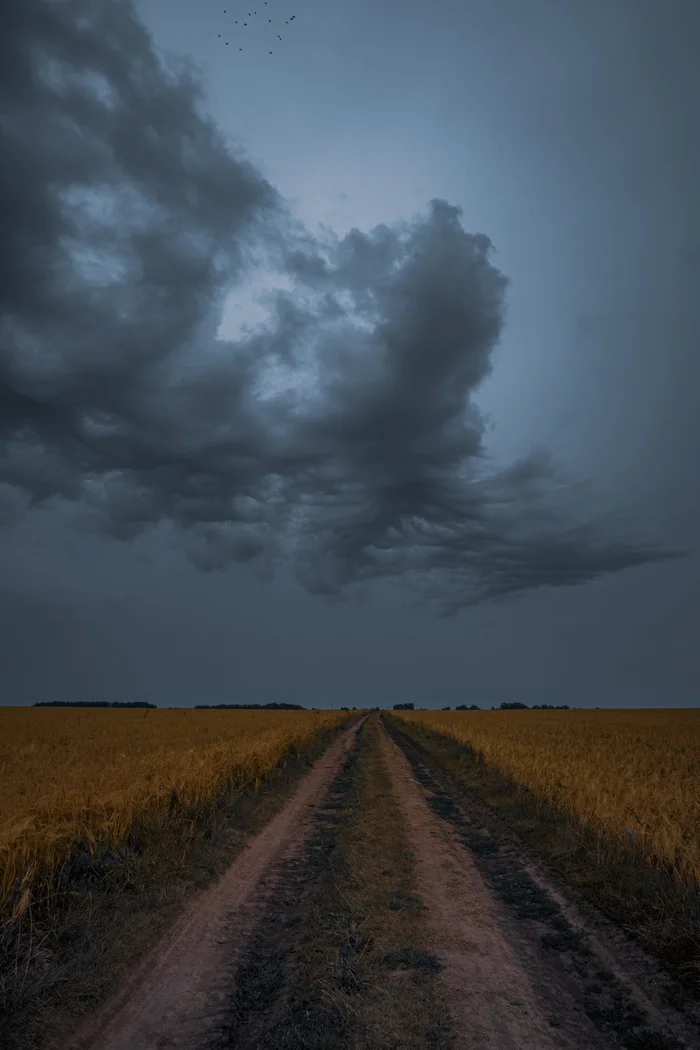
[{"x1": 62, "y1": 714, "x2": 698, "y2": 1050}]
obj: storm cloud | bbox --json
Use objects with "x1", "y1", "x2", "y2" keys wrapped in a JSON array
[{"x1": 0, "y1": 0, "x2": 681, "y2": 616}]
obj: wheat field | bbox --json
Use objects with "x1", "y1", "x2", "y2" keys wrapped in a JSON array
[
  {"x1": 0, "y1": 707, "x2": 347, "y2": 922},
  {"x1": 394, "y1": 708, "x2": 700, "y2": 884}
]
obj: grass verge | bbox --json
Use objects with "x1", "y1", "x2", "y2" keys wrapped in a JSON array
[
  {"x1": 386, "y1": 714, "x2": 700, "y2": 1008},
  {"x1": 0, "y1": 718, "x2": 353, "y2": 1050}
]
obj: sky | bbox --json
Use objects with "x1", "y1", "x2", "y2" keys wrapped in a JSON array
[{"x1": 1, "y1": 0, "x2": 698, "y2": 709}]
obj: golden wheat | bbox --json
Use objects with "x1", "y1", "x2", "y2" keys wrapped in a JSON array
[
  {"x1": 0, "y1": 707, "x2": 347, "y2": 920},
  {"x1": 394, "y1": 708, "x2": 700, "y2": 883}
]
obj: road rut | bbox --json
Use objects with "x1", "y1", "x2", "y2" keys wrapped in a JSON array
[{"x1": 65, "y1": 720, "x2": 364, "y2": 1050}]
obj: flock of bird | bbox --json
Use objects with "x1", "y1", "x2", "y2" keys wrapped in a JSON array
[{"x1": 217, "y1": 4, "x2": 297, "y2": 54}]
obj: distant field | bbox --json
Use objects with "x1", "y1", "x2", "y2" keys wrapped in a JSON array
[
  {"x1": 393, "y1": 708, "x2": 700, "y2": 884},
  {"x1": 0, "y1": 707, "x2": 347, "y2": 922}
]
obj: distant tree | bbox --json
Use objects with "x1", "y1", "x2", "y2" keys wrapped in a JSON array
[
  {"x1": 340, "y1": 706, "x2": 349, "y2": 711},
  {"x1": 393, "y1": 702, "x2": 414, "y2": 711},
  {"x1": 441, "y1": 706, "x2": 451, "y2": 711},
  {"x1": 193, "y1": 703, "x2": 304, "y2": 710},
  {"x1": 469, "y1": 704, "x2": 481, "y2": 710},
  {"x1": 496, "y1": 703, "x2": 571, "y2": 711},
  {"x1": 111, "y1": 701, "x2": 157, "y2": 708},
  {"x1": 34, "y1": 700, "x2": 157, "y2": 708}
]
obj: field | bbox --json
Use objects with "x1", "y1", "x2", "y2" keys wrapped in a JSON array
[
  {"x1": 0, "y1": 706, "x2": 347, "y2": 923},
  {"x1": 2, "y1": 709, "x2": 700, "y2": 1050},
  {"x1": 393, "y1": 708, "x2": 700, "y2": 885}
]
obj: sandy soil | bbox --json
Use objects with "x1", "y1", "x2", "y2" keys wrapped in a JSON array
[{"x1": 64, "y1": 719, "x2": 363, "y2": 1050}]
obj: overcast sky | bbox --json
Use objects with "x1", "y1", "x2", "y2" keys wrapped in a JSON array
[{"x1": 1, "y1": 0, "x2": 698, "y2": 709}]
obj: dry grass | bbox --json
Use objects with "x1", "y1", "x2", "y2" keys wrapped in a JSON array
[
  {"x1": 0, "y1": 707, "x2": 347, "y2": 923},
  {"x1": 0, "y1": 716, "x2": 351, "y2": 1050},
  {"x1": 394, "y1": 709, "x2": 700, "y2": 885},
  {"x1": 343, "y1": 717, "x2": 452, "y2": 1048}
]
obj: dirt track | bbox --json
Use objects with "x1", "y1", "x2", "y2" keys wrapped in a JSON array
[
  {"x1": 378, "y1": 726, "x2": 570, "y2": 1049},
  {"x1": 63, "y1": 715, "x2": 699, "y2": 1050}
]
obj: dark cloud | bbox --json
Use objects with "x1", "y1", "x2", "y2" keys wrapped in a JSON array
[{"x1": 0, "y1": 0, "x2": 683, "y2": 615}]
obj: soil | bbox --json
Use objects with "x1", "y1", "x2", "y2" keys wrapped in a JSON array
[{"x1": 58, "y1": 714, "x2": 699, "y2": 1050}]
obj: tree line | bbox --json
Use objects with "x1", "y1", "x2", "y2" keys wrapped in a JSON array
[
  {"x1": 392, "y1": 702, "x2": 570, "y2": 711},
  {"x1": 34, "y1": 701, "x2": 157, "y2": 708}
]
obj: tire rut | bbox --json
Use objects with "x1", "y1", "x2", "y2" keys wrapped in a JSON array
[
  {"x1": 64, "y1": 719, "x2": 365, "y2": 1050},
  {"x1": 382, "y1": 716, "x2": 697, "y2": 1050}
]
